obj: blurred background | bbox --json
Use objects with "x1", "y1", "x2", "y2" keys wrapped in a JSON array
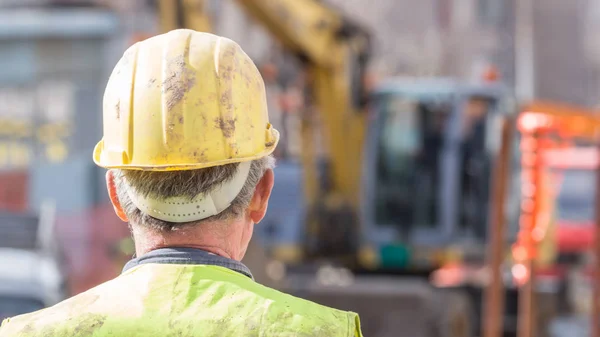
[{"x1": 0, "y1": 0, "x2": 599, "y2": 336}]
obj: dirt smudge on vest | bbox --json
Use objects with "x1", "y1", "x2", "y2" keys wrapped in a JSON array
[
  {"x1": 71, "y1": 313, "x2": 107, "y2": 336},
  {"x1": 244, "y1": 315, "x2": 261, "y2": 333},
  {"x1": 21, "y1": 323, "x2": 35, "y2": 335},
  {"x1": 39, "y1": 324, "x2": 57, "y2": 337},
  {"x1": 266, "y1": 308, "x2": 347, "y2": 337},
  {"x1": 37, "y1": 313, "x2": 106, "y2": 337},
  {"x1": 169, "y1": 268, "x2": 187, "y2": 315}
]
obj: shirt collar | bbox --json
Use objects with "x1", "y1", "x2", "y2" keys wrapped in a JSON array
[{"x1": 122, "y1": 247, "x2": 254, "y2": 280}]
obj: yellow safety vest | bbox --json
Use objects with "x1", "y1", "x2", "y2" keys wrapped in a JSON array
[{"x1": 0, "y1": 264, "x2": 362, "y2": 337}]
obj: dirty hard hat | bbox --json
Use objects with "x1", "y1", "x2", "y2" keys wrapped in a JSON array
[{"x1": 93, "y1": 29, "x2": 279, "y2": 171}]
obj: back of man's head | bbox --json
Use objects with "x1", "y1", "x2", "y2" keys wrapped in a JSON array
[{"x1": 93, "y1": 29, "x2": 279, "y2": 255}]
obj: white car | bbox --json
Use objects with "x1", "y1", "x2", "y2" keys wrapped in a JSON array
[{"x1": 0, "y1": 248, "x2": 66, "y2": 321}]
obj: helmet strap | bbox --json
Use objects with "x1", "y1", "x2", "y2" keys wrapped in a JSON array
[{"x1": 125, "y1": 161, "x2": 252, "y2": 223}]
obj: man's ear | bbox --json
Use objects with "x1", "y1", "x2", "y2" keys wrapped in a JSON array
[
  {"x1": 106, "y1": 170, "x2": 128, "y2": 222},
  {"x1": 248, "y1": 169, "x2": 274, "y2": 224}
]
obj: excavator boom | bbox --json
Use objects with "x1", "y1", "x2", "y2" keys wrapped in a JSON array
[{"x1": 236, "y1": 0, "x2": 369, "y2": 68}]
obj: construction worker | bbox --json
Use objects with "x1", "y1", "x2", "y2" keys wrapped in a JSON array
[{"x1": 0, "y1": 29, "x2": 363, "y2": 337}]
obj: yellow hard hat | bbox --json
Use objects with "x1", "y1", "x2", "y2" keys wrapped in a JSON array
[{"x1": 93, "y1": 29, "x2": 279, "y2": 171}]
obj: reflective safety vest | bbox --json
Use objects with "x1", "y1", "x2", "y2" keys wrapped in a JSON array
[{"x1": 0, "y1": 264, "x2": 363, "y2": 337}]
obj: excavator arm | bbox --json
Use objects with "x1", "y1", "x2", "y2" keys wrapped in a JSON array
[
  {"x1": 235, "y1": 0, "x2": 369, "y2": 68},
  {"x1": 158, "y1": 0, "x2": 372, "y2": 261}
]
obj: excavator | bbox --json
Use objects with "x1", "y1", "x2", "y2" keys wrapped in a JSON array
[
  {"x1": 155, "y1": 1, "x2": 548, "y2": 336},
  {"x1": 158, "y1": 0, "x2": 372, "y2": 265}
]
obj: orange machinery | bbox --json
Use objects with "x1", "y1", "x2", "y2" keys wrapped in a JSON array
[{"x1": 484, "y1": 101, "x2": 600, "y2": 337}]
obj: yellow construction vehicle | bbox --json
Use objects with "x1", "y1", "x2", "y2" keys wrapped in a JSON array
[
  {"x1": 155, "y1": 1, "x2": 537, "y2": 336},
  {"x1": 158, "y1": 0, "x2": 371, "y2": 265}
]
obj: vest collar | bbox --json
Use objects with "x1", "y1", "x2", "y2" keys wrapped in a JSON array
[{"x1": 122, "y1": 247, "x2": 254, "y2": 280}]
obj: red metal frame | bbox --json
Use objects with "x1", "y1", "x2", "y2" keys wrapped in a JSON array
[
  {"x1": 516, "y1": 103, "x2": 600, "y2": 337},
  {"x1": 484, "y1": 101, "x2": 600, "y2": 337}
]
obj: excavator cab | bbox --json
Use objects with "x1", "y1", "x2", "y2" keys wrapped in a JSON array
[{"x1": 362, "y1": 78, "x2": 520, "y2": 271}]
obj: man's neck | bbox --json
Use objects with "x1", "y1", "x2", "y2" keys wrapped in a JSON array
[{"x1": 131, "y1": 221, "x2": 244, "y2": 260}]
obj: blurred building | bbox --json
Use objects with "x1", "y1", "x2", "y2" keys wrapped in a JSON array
[
  {"x1": 207, "y1": 0, "x2": 515, "y2": 94},
  {"x1": 324, "y1": 0, "x2": 513, "y2": 81},
  {"x1": 328, "y1": 0, "x2": 600, "y2": 108},
  {"x1": 536, "y1": 0, "x2": 599, "y2": 107},
  {"x1": 204, "y1": 0, "x2": 600, "y2": 108},
  {"x1": 0, "y1": 0, "x2": 149, "y2": 295}
]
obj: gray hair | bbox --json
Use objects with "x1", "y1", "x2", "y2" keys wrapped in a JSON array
[{"x1": 113, "y1": 156, "x2": 275, "y2": 231}]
